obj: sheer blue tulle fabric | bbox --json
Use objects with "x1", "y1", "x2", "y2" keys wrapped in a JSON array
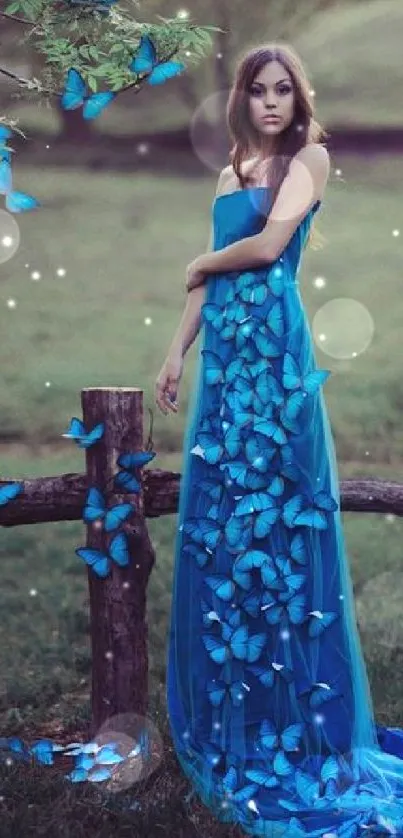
[{"x1": 167, "y1": 186, "x2": 403, "y2": 837}]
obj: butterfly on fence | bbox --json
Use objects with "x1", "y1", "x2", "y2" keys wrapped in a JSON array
[
  {"x1": 129, "y1": 35, "x2": 185, "y2": 86},
  {"x1": 62, "y1": 417, "x2": 105, "y2": 449},
  {"x1": 0, "y1": 481, "x2": 23, "y2": 507},
  {"x1": 83, "y1": 486, "x2": 134, "y2": 532},
  {"x1": 0, "y1": 126, "x2": 13, "y2": 163},
  {"x1": 76, "y1": 530, "x2": 130, "y2": 577},
  {"x1": 60, "y1": 68, "x2": 116, "y2": 120},
  {"x1": 0, "y1": 157, "x2": 40, "y2": 213},
  {"x1": 114, "y1": 450, "x2": 156, "y2": 494}
]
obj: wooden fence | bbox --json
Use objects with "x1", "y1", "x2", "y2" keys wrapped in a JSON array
[{"x1": 1, "y1": 387, "x2": 403, "y2": 736}]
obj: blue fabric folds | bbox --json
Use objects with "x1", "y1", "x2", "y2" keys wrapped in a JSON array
[{"x1": 166, "y1": 186, "x2": 403, "y2": 837}]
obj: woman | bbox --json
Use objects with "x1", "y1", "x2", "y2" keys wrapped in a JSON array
[{"x1": 156, "y1": 42, "x2": 403, "y2": 838}]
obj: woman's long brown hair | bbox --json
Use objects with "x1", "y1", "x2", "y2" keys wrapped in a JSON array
[{"x1": 226, "y1": 41, "x2": 330, "y2": 251}]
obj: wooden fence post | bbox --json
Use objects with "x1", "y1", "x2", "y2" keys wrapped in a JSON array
[{"x1": 81, "y1": 387, "x2": 155, "y2": 735}]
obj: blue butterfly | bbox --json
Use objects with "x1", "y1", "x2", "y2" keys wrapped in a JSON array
[
  {"x1": 256, "y1": 718, "x2": 305, "y2": 756},
  {"x1": 183, "y1": 543, "x2": 213, "y2": 570},
  {"x1": 252, "y1": 324, "x2": 283, "y2": 359},
  {"x1": 282, "y1": 351, "x2": 331, "y2": 395},
  {"x1": 83, "y1": 487, "x2": 134, "y2": 532},
  {"x1": 76, "y1": 530, "x2": 130, "y2": 577},
  {"x1": 0, "y1": 481, "x2": 23, "y2": 507},
  {"x1": 224, "y1": 510, "x2": 254, "y2": 551},
  {"x1": 201, "y1": 349, "x2": 229, "y2": 388},
  {"x1": 280, "y1": 756, "x2": 342, "y2": 811},
  {"x1": 62, "y1": 417, "x2": 104, "y2": 449},
  {"x1": 304, "y1": 609, "x2": 339, "y2": 638},
  {"x1": 297, "y1": 680, "x2": 343, "y2": 709},
  {"x1": 183, "y1": 516, "x2": 222, "y2": 551},
  {"x1": 60, "y1": 68, "x2": 116, "y2": 120},
  {"x1": 65, "y1": 0, "x2": 118, "y2": 12},
  {"x1": 283, "y1": 490, "x2": 338, "y2": 530},
  {"x1": 0, "y1": 158, "x2": 40, "y2": 213},
  {"x1": 0, "y1": 125, "x2": 13, "y2": 162},
  {"x1": 129, "y1": 35, "x2": 185, "y2": 86},
  {"x1": 202, "y1": 624, "x2": 266, "y2": 665},
  {"x1": 206, "y1": 678, "x2": 251, "y2": 708},
  {"x1": 248, "y1": 659, "x2": 295, "y2": 689},
  {"x1": 261, "y1": 589, "x2": 306, "y2": 625},
  {"x1": 273, "y1": 554, "x2": 306, "y2": 601},
  {"x1": 218, "y1": 764, "x2": 259, "y2": 806},
  {"x1": 288, "y1": 533, "x2": 308, "y2": 566},
  {"x1": 114, "y1": 450, "x2": 155, "y2": 494}
]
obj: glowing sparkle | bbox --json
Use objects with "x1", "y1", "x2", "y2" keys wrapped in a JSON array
[
  {"x1": 213, "y1": 722, "x2": 221, "y2": 730},
  {"x1": 137, "y1": 142, "x2": 149, "y2": 155},
  {"x1": 6, "y1": 298, "x2": 17, "y2": 309},
  {"x1": 29, "y1": 588, "x2": 37, "y2": 596},
  {"x1": 144, "y1": 317, "x2": 152, "y2": 326},
  {"x1": 1, "y1": 235, "x2": 13, "y2": 248},
  {"x1": 280, "y1": 629, "x2": 290, "y2": 641},
  {"x1": 313, "y1": 713, "x2": 324, "y2": 725},
  {"x1": 105, "y1": 650, "x2": 113, "y2": 660},
  {"x1": 386, "y1": 514, "x2": 395, "y2": 523},
  {"x1": 31, "y1": 270, "x2": 41, "y2": 281},
  {"x1": 123, "y1": 581, "x2": 130, "y2": 589},
  {"x1": 176, "y1": 8, "x2": 189, "y2": 18},
  {"x1": 56, "y1": 267, "x2": 66, "y2": 277},
  {"x1": 45, "y1": 382, "x2": 51, "y2": 388},
  {"x1": 313, "y1": 276, "x2": 326, "y2": 289},
  {"x1": 392, "y1": 229, "x2": 400, "y2": 237}
]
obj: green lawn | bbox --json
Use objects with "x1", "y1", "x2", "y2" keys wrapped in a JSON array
[{"x1": 0, "y1": 154, "x2": 403, "y2": 835}]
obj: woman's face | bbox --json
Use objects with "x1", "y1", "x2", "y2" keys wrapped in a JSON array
[{"x1": 247, "y1": 60, "x2": 295, "y2": 145}]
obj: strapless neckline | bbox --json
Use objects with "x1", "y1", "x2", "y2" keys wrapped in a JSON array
[
  {"x1": 213, "y1": 184, "x2": 322, "y2": 211},
  {"x1": 213, "y1": 185, "x2": 270, "y2": 206}
]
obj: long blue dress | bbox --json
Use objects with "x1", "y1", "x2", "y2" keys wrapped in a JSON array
[{"x1": 167, "y1": 185, "x2": 403, "y2": 838}]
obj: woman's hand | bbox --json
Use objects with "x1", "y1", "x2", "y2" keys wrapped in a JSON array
[
  {"x1": 155, "y1": 350, "x2": 183, "y2": 415},
  {"x1": 186, "y1": 256, "x2": 206, "y2": 292}
]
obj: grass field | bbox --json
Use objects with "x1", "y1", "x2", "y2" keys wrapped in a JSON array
[{"x1": 1, "y1": 150, "x2": 403, "y2": 836}]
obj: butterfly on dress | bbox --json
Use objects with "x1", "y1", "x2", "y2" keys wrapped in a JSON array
[
  {"x1": 261, "y1": 589, "x2": 306, "y2": 626},
  {"x1": 62, "y1": 417, "x2": 104, "y2": 449},
  {"x1": 82, "y1": 487, "x2": 134, "y2": 533},
  {"x1": 183, "y1": 516, "x2": 222, "y2": 551},
  {"x1": 282, "y1": 351, "x2": 331, "y2": 396},
  {"x1": 202, "y1": 622, "x2": 267, "y2": 665},
  {"x1": 250, "y1": 719, "x2": 306, "y2": 782},
  {"x1": 282, "y1": 490, "x2": 338, "y2": 530},
  {"x1": 129, "y1": 35, "x2": 185, "y2": 86},
  {"x1": 206, "y1": 677, "x2": 251, "y2": 708},
  {"x1": 114, "y1": 450, "x2": 155, "y2": 493},
  {"x1": 0, "y1": 156, "x2": 40, "y2": 213},
  {"x1": 296, "y1": 680, "x2": 343, "y2": 709},
  {"x1": 247, "y1": 659, "x2": 295, "y2": 689},
  {"x1": 76, "y1": 530, "x2": 130, "y2": 578},
  {"x1": 0, "y1": 481, "x2": 23, "y2": 507},
  {"x1": 280, "y1": 755, "x2": 342, "y2": 811},
  {"x1": 304, "y1": 609, "x2": 339, "y2": 638}
]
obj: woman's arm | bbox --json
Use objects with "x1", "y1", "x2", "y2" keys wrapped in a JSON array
[
  {"x1": 167, "y1": 253, "x2": 209, "y2": 358},
  {"x1": 167, "y1": 169, "x2": 230, "y2": 357}
]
